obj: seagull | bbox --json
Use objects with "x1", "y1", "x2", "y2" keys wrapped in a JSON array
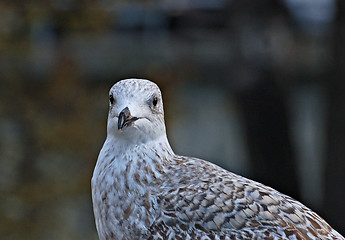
[{"x1": 91, "y1": 78, "x2": 344, "y2": 240}]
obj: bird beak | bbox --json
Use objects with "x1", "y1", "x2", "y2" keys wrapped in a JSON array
[{"x1": 118, "y1": 107, "x2": 139, "y2": 130}]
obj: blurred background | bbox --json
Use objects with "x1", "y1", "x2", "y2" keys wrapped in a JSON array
[{"x1": 1, "y1": 0, "x2": 345, "y2": 239}]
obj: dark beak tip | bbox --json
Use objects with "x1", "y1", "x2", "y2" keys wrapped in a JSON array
[
  {"x1": 117, "y1": 111, "x2": 126, "y2": 130},
  {"x1": 117, "y1": 107, "x2": 139, "y2": 130}
]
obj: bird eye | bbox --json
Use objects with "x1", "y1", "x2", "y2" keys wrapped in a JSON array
[
  {"x1": 109, "y1": 94, "x2": 115, "y2": 105},
  {"x1": 152, "y1": 96, "x2": 158, "y2": 107}
]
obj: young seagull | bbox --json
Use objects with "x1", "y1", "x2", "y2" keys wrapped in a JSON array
[{"x1": 92, "y1": 78, "x2": 344, "y2": 240}]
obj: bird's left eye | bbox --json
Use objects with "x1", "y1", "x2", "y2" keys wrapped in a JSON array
[{"x1": 152, "y1": 96, "x2": 158, "y2": 107}]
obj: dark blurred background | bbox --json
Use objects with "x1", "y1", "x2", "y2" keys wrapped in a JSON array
[{"x1": 1, "y1": 0, "x2": 345, "y2": 239}]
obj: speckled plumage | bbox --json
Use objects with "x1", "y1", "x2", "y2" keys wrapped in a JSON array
[{"x1": 92, "y1": 78, "x2": 344, "y2": 240}]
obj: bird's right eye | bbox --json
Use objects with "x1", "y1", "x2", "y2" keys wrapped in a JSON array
[{"x1": 109, "y1": 94, "x2": 115, "y2": 105}]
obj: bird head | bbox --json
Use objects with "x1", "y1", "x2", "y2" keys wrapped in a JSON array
[{"x1": 107, "y1": 79, "x2": 166, "y2": 144}]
